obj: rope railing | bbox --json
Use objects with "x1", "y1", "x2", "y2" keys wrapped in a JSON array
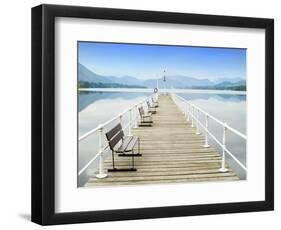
[
  {"x1": 78, "y1": 93, "x2": 157, "y2": 177},
  {"x1": 171, "y1": 93, "x2": 247, "y2": 172}
]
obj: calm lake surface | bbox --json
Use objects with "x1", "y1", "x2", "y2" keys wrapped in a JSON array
[{"x1": 78, "y1": 89, "x2": 246, "y2": 186}]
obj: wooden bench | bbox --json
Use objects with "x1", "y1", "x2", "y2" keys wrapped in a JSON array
[
  {"x1": 105, "y1": 123, "x2": 141, "y2": 172},
  {"x1": 152, "y1": 97, "x2": 159, "y2": 107},
  {"x1": 138, "y1": 106, "x2": 153, "y2": 126},
  {"x1": 146, "y1": 101, "x2": 157, "y2": 114}
]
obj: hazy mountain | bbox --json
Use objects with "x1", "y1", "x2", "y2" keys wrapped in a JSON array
[
  {"x1": 214, "y1": 80, "x2": 246, "y2": 88},
  {"x1": 169, "y1": 75, "x2": 214, "y2": 87},
  {"x1": 79, "y1": 63, "x2": 245, "y2": 90},
  {"x1": 79, "y1": 63, "x2": 113, "y2": 84},
  {"x1": 215, "y1": 77, "x2": 244, "y2": 84},
  {"x1": 143, "y1": 75, "x2": 214, "y2": 89},
  {"x1": 79, "y1": 63, "x2": 145, "y2": 86},
  {"x1": 115, "y1": 75, "x2": 145, "y2": 86}
]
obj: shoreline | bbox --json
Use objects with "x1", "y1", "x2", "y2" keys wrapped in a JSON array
[{"x1": 78, "y1": 88, "x2": 247, "y2": 95}]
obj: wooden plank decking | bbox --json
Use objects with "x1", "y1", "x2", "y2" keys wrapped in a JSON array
[{"x1": 85, "y1": 95, "x2": 239, "y2": 187}]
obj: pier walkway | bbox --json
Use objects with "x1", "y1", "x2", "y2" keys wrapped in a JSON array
[{"x1": 85, "y1": 95, "x2": 239, "y2": 186}]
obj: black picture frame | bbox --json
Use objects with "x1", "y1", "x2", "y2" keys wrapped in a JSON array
[{"x1": 31, "y1": 4, "x2": 274, "y2": 225}]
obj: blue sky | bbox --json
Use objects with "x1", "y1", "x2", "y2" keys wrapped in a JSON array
[{"x1": 78, "y1": 42, "x2": 246, "y2": 81}]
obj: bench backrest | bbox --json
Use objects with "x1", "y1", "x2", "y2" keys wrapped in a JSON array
[
  {"x1": 138, "y1": 106, "x2": 144, "y2": 117},
  {"x1": 105, "y1": 123, "x2": 124, "y2": 151},
  {"x1": 146, "y1": 101, "x2": 151, "y2": 108}
]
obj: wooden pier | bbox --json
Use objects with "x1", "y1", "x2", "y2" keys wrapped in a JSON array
[{"x1": 85, "y1": 95, "x2": 239, "y2": 187}]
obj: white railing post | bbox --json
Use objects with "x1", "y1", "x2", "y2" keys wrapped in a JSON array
[
  {"x1": 196, "y1": 108, "x2": 200, "y2": 135},
  {"x1": 128, "y1": 108, "x2": 132, "y2": 136},
  {"x1": 187, "y1": 103, "x2": 190, "y2": 121},
  {"x1": 220, "y1": 123, "x2": 228, "y2": 172},
  {"x1": 182, "y1": 100, "x2": 185, "y2": 115},
  {"x1": 203, "y1": 113, "x2": 210, "y2": 148},
  {"x1": 134, "y1": 105, "x2": 138, "y2": 128},
  {"x1": 95, "y1": 124, "x2": 107, "y2": 178},
  {"x1": 191, "y1": 106, "x2": 194, "y2": 127}
]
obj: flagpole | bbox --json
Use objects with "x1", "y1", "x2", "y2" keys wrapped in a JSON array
[
  {"x1": 163, "y1": 70, "x2": 166, "y2": 95},
  {"x1": 155, "y1": 73, "x2": 158, "y2": 91}
]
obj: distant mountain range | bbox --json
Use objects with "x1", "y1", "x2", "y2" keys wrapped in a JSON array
[
  {"x1": 78, "y1": 63, "x2": 246, "y2": 90},
  {"x1": 79, "y1": 64, "x2": 146, "y2": 88}
]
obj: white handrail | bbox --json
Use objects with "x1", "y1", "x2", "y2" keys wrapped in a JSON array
[
  {"x1": 171, "y1": 93, "x2": 247, "y2": 172},
  {"x1": 78, "y1": 93, "x2": 157, "y2": 177}
]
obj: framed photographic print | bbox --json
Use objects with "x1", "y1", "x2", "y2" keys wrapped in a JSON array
[{"x1": 31, "y1": 4, "x2": 274, "y2": 225}]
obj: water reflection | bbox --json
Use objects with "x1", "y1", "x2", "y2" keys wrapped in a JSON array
[
  {"x1": 178, "y1": 93, "x2": 246, "y2": 103},
  {"x1": 79, "y1": 91, "x2": 151, "y2": 112},
  {"x1": 79, "y1": 91, "x2": 150, "y2": 135}
]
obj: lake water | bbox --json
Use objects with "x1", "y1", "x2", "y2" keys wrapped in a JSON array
[{"x1": 78, "y1": 89, "x2": 246, "y2": 186}]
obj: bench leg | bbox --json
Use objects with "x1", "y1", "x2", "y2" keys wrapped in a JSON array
[
  {"x1": 109, "y1": 150, "x2": 137, "y2": 172},
  {"x1": 111, "y1": 150, "x2": 115, "y2": 169},
  {"x1": 132, "y1": 150, "x2": 134, "y2": 169},
  {"x1": 138, "y1": 137, "x2": 140, "y2": 156}
]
